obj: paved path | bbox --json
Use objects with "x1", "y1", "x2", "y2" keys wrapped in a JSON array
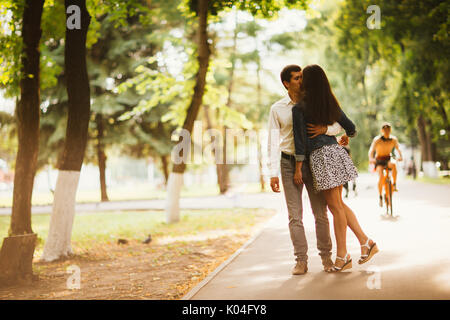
[{"x1": 186, "y1": 174, "x2": 450, "y2": 300}]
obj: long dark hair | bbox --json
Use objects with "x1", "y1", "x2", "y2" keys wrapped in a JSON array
[{"x1": 301, "y1": 64, "x2": 341, "y2": 125}]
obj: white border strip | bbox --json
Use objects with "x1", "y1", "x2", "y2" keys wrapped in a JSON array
[{"x1": 181, "y1": 211, "x2": 280, "y2": 300}]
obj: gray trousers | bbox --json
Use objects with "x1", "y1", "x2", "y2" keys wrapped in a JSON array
[{"x1": 280, "y1": 156, "x2": 332, "y2": 262}]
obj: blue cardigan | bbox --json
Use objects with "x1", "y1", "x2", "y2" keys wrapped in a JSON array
[{"x1": 292, "y1": 101, "x2": 356, "y2": 162}]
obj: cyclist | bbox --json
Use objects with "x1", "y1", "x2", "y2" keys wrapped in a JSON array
[{"x1": 368, "y1": 122, "x2": 403, "y2": 207}]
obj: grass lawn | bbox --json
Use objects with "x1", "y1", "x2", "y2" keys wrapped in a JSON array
[
  {"x1": 0, "y1": 208, "x2": 276, "y2": 300},
  {"x1": 0, "y1": 208, "x2": 274, "y2": 253}
]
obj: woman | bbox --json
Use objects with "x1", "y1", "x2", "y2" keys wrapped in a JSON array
[{"x1": 292, "y1": 64, "x2": 378, "y2": 272}]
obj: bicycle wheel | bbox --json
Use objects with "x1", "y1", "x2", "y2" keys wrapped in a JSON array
[
  {"x1": 383, "y1": 178, "x2": 389, "y2": 214},
  {"x1": 384, "y1": 189, "x2": 389, "y2": 215},
  {"x1": 388, "y1": 180, "x2": 393, "y2": 216}
]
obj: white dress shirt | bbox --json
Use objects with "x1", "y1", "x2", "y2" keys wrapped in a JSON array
[{"x1": 267, "y1": 95, "x2": 342, "y2": 177}]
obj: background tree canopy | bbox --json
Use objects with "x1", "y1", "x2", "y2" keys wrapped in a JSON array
[{"x1": 0, "y1": 0, "x2": 448, "y2": 178}]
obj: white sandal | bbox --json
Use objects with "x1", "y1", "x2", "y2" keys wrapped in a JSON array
[
  {"x1": 358, "y1": 239, "x2": 379, "y2": 264},
  {"x1": 333, "y1": 253, "x2": 352, "y2": 272}
]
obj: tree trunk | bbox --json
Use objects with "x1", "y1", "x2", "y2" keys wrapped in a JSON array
[
  {"x1": 0, "y1": 234, "x2": 37, "y2": 286},
  {"x1": 204, "y1": 106, "x2": 226, "y2": 193},
  {"x1": 217, "y1": 10, "x2": 238, "y2": 195},
  {"x1": 217, "y1": 126, "x2": 229, "y2": 194},
  {"x1": 257, "y1": 139, "x2": 265, "y2": 192},
  {"x1": 42, "y1": 0, "x2": 91, "y2": 261},
  {"x1": 0, "y1": 0, "x2": 44, "y2": 285},
  {"x1": 161, "y1": 155, "x2": 169, "y2": 185},
  {"x1": 418, "y1": 115, "x2": 436, "y2": 162},
  {"x1": 417, "y1": 119, "x2": 425, "y2": 162},
  {"x1": 361, "y1": 74, "x2": 370, "y2": 108},
  {"x1": 425, "y1": 118, "x2": 437, "y2": 162},
  {"x1": 433, "y1": 91, "x2": 450, "y2": 132},
  {"x1": 166, "y1": 0, "x2": 210, "y2": 223},
  {"x1": 96, "y1": 113, "x2": 109, "y2": 201},
  {"x1": 255, "y1": 42, "x2": 265, "y2": 192},
  {"x1": 417, "y1": 114, "x2": 438, "y2": 178}
]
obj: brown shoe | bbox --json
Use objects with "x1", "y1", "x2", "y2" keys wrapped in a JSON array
[
  {"x1": 321, "y1": 256, "x2": 334, "y2": 273},
  {"x1": 292, "y1": 261, "x2": 308, "y2": 275}
]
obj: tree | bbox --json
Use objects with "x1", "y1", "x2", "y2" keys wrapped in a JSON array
[
  {"x1": 334, "y1": 0, "x2": 449, "y2": 175},
  {"x1": 41, "y1": 0, "x2": 176, "y2": 260},
  {"x1": 85, "y1": 11, "x2": 154, "y2": 202},
  {"x1": 42, "y1": 0, "x2": 92, "y2": 261},
  {"x1": 165, "y1": 0, "x2": 211, "y2": 223},
  {"x1": 0, "y1": 0, "x2": 44, "y2": 285},
  {"x1": 215, "y1": 8, "x2": 239, "y2": 195},
  {"x1": 236, "y1": 19, "x2": 288, "y2": 191},
  {"x1": 39, "y1": 0, "x2": 181, "y2": 198},
  {"x1": 165, "y1": 0, "x2": 308, "y2": 223}
]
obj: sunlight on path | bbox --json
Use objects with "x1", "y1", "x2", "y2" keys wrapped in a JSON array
[{"x1": 188, "y1": 174, "x2": 450, "y2": 299}]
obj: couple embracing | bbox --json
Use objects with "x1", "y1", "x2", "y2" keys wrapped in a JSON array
[{"x1": 267, "y1": 64, "x2": 378, "y2": 274}]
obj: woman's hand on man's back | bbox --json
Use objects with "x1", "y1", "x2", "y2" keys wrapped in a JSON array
[{"x1": 306, "y1": 123, "x2": 327, "y2": 138}]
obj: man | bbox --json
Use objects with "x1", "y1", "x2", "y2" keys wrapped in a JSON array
[
  {"x1": 267, "y1": 64, "x2": 343, "y2": 275},
  {"x1": 368, "y1": 122, "x2": 403, "y2": 206}
]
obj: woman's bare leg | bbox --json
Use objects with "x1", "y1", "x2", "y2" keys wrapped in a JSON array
[
  {"x1": 338, "y1": 186, "x2": 374, "y2": 256},
  {"x1": 322, "y1": 187, "x2": 348, "y2": 265}
]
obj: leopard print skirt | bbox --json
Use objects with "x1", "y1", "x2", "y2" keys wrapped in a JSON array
[{"x1": 310, "y1": 143, "x2": 358, "y2": 192}]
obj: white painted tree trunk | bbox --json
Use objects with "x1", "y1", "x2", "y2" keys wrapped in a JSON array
[
  {"x1": 41, "y1": 170, "x2": 80, "y2": 262},
  {"x1": 422, "y1": 161, "x2": 438, "y2": 178},
  {"x1": 165, "y1": 172, "x2": 183, "y2": 223}
]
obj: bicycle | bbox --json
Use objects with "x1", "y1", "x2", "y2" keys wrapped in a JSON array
[{"x1": 382, "y1": 163, "x2": 394, "y2": 216}]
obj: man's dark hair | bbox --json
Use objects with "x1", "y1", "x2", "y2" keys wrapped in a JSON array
[
  {"x1": 302, "y1": 64, "x2": 341, "y2": 126},
  {"x1": 280, "y1": 64, "x2": 301, "y2": 89}
]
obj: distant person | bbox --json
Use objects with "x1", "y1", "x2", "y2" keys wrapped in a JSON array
[
  {"x1": 368, "y1": 122, "x2": 403, "y2": 206},
  {"x1": 406, "y1": 157, "x2": 417, "y2": 180},
  {"x1": 292, "y1": 64, "x2": 378, "y2": 272},
  {"x1": 343, "y1": 145, "x2": 357, "y2": 198},
  {"x1": 267, "y1": 64, "x2": 343, "y2": 274}
]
